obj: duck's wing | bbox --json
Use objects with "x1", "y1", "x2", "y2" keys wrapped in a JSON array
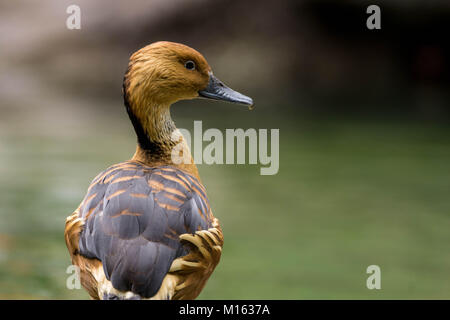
[{"x1": 66, "y1": 163, "x2": 216, "y2": 299}]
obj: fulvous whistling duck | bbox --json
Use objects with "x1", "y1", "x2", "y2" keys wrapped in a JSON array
[{"x1": 64, "y1": 41, "x2": 253, "y2": 300}]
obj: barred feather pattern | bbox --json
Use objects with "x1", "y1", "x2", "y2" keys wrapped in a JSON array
[{"x1": 64, "y1": 160, "x2": 223, "y2": 300}]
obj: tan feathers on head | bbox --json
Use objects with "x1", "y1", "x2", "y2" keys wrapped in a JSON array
[{"x1": 124, "y1": 41, "x2": 211, "y2": 108}]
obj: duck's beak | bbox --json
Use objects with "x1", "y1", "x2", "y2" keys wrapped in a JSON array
[{"x1": 198, "y1": 73, "x2": 254, "y2": 108}]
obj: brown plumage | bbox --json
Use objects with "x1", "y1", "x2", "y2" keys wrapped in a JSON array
[{"x1": 64, "y1": 41, "x2": 253, "y2": 300}]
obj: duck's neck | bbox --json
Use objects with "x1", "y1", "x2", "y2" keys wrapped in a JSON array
[{"x1": 126, "y1": 102, "x2": 200, "y2": 179}]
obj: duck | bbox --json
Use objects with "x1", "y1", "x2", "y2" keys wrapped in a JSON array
[{"x1": 64, "y1": 41, "x2": 253, "y2": 300}]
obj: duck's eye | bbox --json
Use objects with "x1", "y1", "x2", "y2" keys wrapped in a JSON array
[{"x1": 184, "y1": 60, "x2": 196, "y2": 71}]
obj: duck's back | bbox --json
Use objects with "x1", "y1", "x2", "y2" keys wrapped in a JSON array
[{"x1": 65, "y1": 161, "x2": 223, "y2": 299}]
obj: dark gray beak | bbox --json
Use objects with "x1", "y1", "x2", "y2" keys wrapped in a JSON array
[{"x1": 198, "y1": 73, "x2": 254, "y2": 107}]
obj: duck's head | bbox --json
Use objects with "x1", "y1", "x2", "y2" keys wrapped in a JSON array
[
  {"x1": 123, "y1": 41, "x2": 253, "y2": 165},
  {"x1": 123, "y1": 41, "x2": 253, "y2": 108}
]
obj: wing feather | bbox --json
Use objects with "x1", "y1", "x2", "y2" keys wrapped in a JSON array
[{"x1": 76, "y1": 162, "x2": 213, "y2": 298}]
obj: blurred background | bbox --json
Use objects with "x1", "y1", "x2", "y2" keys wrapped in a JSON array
[{"x1": 0, "y1": 0, "x2": 449, "y2": 299}]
